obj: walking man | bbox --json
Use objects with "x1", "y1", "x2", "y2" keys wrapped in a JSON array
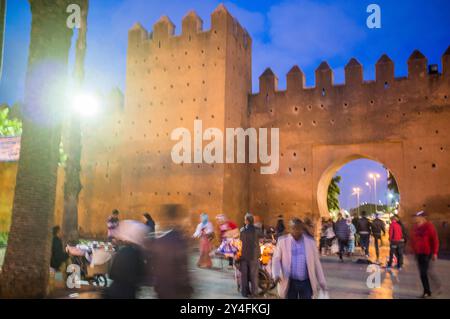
[
  {"x1": 410, "y1": 211, "x2": 439, "y2": 298},
  {"x1": 357, "y1": 211, "x2": 372, "y2": 258},
  {"x1": 272, "y1": 218, "x2": 328, "y2": 299},
  {"x1": 386, "y1": 215, "x2": 404, "y2": 270},
  {"x1": 334, "y1": 214, "x2": 350, "y2": 262},
  {"x1": 372, "y1": 213, "x2": 386, "y2": 263},
  {"x1": 239, "y1": 213, "x2": 260, "y2": 297}
]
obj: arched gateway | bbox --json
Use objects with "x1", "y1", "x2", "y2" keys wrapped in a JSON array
[{"x1": 72, "y1": 6, "x2": 450, "y2": 237}]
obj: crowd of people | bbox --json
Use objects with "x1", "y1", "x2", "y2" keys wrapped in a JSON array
[{"x1": 49, "y1": 206, "x2": 441, "y2": 299}]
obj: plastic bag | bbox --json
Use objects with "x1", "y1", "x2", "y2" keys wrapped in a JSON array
[{"x1": 318, "y1": 289, "x2": 330, "y2": 299}]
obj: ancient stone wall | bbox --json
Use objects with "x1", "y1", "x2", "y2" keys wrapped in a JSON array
[
  {"x1": 249, "y1": 49, "x2": 450, "y2": 228},
  {"x1": 76, "y1": 5, "x2": 450, "y2": 239},
  {"x1": 78, "y1": 5, "x2": 252, "y2": 237}
]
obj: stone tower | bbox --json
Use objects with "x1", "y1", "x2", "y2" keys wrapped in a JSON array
[{"x1": 80, "y1": 5, "x2": 252, "y2": 233}]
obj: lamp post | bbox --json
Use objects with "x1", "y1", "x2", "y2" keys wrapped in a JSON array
[
  {"x1": 369, "y1": 173, "x2": 380, "y2": 212},
  {"x1": 352, "y1": 187, "x2": 361, "y2": 217},
  {"x1": 365, "y1": 181, "x2": 372, "y2": 203}
]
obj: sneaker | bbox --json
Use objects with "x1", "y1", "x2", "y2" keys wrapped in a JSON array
[{"x1": 420, "y1": 293, "x2": 432, "y2": 299}]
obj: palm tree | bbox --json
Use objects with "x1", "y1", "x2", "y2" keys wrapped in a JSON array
[
  {"x1": 0, "y1": 0, "x2": 6, "y2": 79},
  {"x1": 62, "y1": 0, "x2": 88, "y2": 242},
  {"x1": 327, "y1": 175, "x2": 342, "y2": 214},
  {"x1": 0, "y1": 0, "x2": 74, "y2": 298}
]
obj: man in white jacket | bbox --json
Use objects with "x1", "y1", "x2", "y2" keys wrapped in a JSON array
[{"x1": 272, "y1": 218, "x2": 328, "y2": 299}]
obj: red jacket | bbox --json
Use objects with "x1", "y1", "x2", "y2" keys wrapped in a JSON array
[
  {"x1": 389, "y1": 220, "x2": 403, "y2": 242},
  {"x1": 410, "y1": 221, "x2": 439, "y2": 256}
]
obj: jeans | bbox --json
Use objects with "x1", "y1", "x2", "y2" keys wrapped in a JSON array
[
  {"x1": 240, "y1": 259, "x2": 259, "y2": 297},
  {"x1": 387, "y1": 241, "x2": 404, "y2": 268},
  {"x1": 359, "y1": 234, "x2": 370, "y2": 256},
  {"x1": 287, "y1": 278, "x2": 313, "y2": 299},
  {"x1": 373, "y1": 235, "x2": 382, "y2": 259},
  {"x1": 416, "y1": 254, "x2": 432, "y2": 295},
  {"x1": 338, "y1": 239, "x2": 348, "y2": 260}
]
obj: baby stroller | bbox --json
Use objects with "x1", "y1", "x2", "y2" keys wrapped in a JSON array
[{"x1": 66, "y1": 243, "x2": 113, "y2": 287}]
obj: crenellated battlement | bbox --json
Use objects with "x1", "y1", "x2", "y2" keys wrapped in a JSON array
[
  {"x1": 127, "y1": 4, "x2": 251, "y2": 54},
  {"x1": 252, "y1": 47, "x2": 450, "y2": 101}
]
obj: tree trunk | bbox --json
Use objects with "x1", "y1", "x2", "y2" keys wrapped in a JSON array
[
  {"x1": 0, "y1": 0, "x2": 6, "y2": 79},
  {"x1": 0, "y1": 0, "x2": 73, "y2": 298},
  {"x1": 62, "y1": 0, "x2": 88, "y2": 243}
]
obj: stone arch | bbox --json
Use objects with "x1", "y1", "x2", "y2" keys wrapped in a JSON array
[{"x1": 312, "y1": 142, "x2": 405, "y2": 221}]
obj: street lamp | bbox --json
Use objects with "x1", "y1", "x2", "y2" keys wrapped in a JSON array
[
  {"x1": 365, "y1": 181, "x2": 372, "y2": 203},
  {"x1": 71, "y1": 92, "x2": 100, "y2": 117},
  {"x1": 369, "y1": 173, "x2": 381, "y2": 212},
  {"x1": 352, "y1": 187, "x2": 361, "y2": 217}
]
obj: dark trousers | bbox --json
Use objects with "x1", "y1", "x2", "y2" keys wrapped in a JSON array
[
  {"x1": 359, "y1": 234, "x2": 370, "y2": 256},
  {"x1": 387, "y1": 241, "x2": 404, "y2": 268},
  {"x1": 416, "y1": 254, "x2": 432, "y2": 295},
  {"x1": 287, "y1": 278, "x2": 313, "y2": 299},
  {"x1": 373, "y1": 235, "x2": 382, "y2": 259},
  {"x1": 240, "y1": 259, "x2": 258, "y2": 297},
  {"x1": 338, "y1": 239, "x2": 348, "y2": 260}
]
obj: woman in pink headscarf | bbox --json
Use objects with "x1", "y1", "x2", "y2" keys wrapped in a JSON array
[{"x1": 193, "y1": 213, "x2": 214, "y2": 268}]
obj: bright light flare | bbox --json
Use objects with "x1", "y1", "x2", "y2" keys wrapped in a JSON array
[{"x1": 71, "y1": 93, "x2": 100, "y2": 117}]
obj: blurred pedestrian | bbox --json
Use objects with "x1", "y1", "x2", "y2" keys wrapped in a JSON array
[
  {"x1": 347, "y1": 218, "x2": 356, "y2": 257},
  {"x1": 410, "y1": 211, "x2": 439, "y2": 298},
  {"x1": 357, "y1": 211, "x2": 372, "y2": 258},
  {"x1": 50, "y1": 226, "x2": 69, "y2": 281},
  {"x1": 372, "y1": 213, "x2": 386, "y2": 263},
  {"x1": 151, "y1": 204, "x2": 193, "y2": 299},
  {"x1": 304, "y1": 217, "x2": 315, "y2": 237},
  {"x1": 143, "y1": 212, "x2": 156, "y2": 233},
  {"x1": 272, "y1": 218, "x2": 328, "y2": 299},
  {"x1": 386, "y1": 215, "x2": 404, "y2": 270},
  {"x1": 275, "y1": 215, "x2": 286, "y2": 239},
  {"x1": 239, "y1": 213, "x2": 260, "y2": 297},
  {"x1": 193, "y1": 213, "x2": 214, "y2": 268},
  {"x1": 334, "y1": 214, "x2": 350, "y2": 262},
  {"x1": 103, "y1": 220, "x2": 148, "y2": 299},
  {"x1": 107, "y1": 209, "x2": 120, "y2": 242},
  {"x1": 216, "y1": 214, "x2": 238, "y2": 267}
]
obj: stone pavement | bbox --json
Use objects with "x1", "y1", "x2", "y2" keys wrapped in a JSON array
[
  {"x1": 52, "y1": 247, "x2": 450, "y2": 299},
  {"x1": 2, "y1": 246, "x2": 449, "y2": 299}
]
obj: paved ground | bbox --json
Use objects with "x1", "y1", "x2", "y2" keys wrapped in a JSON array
[{"x1": 2, "y1": 245, "x2": 449, "y2": 299}]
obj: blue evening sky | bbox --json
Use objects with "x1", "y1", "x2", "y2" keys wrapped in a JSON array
[{"x1": 0, "y1": 0, "x2": 449, "y2": 209}]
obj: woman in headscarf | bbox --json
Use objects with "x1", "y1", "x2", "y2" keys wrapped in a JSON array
[{"x1": 193, "y1": 213, "x2": 214, "y2": 268}]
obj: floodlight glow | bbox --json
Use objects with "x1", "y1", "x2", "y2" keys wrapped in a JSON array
[{"x1": 72, "y1": 93, "x2": 100, "y2": 117}]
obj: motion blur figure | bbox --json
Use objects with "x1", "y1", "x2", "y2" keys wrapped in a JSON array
[
  {"x1": 151, "y1": 204, "x2": 193, "y2": 299},
  {"x1": 103, "y1": 220, "x2": 148, "y2": 299},
  {"x1": 193, "y1": 213, "x2": 214, "y2": 268}
]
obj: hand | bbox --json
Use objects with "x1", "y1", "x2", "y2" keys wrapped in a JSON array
[{"x1": 432, "y1": 254, "x2": 438, "y2": 261}]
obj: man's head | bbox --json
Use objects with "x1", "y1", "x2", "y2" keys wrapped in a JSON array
[
  {"x1": 112, "y1": 209, "x2": 119, "y2": 217},
  {"x1": 52, "y1": 225, "x2": 61, "y2": 238},
  {"x1": 244, "y1": 213, "x2": 254, "y2": 226},
  {"x1": 413, "y1": 210, "x2": 427, "y2": 225},
  {"x1": 361, "y1": 211, "x2": 367, "y2": 218},
  {"x1": 289, "y1": 218, "x2": 304, "y2": 241}
]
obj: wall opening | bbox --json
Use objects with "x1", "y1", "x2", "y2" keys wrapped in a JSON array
[{"x1": 318, "y1": 156, "x2": 400, "y2": 221}]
